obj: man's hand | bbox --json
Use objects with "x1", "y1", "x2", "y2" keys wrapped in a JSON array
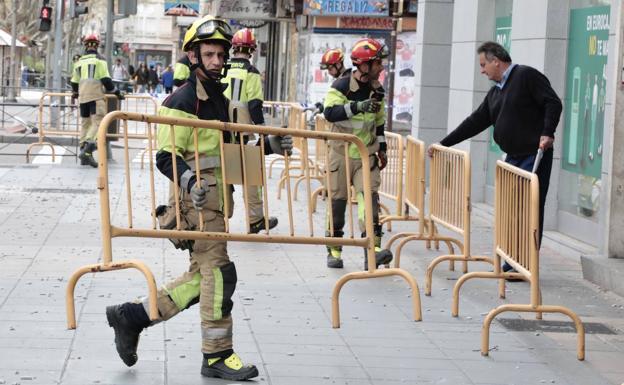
[
  {"x1": 377, "y1": 151, "x2": 388, "y2": 170},
  {"x1": 114, "y1": 89, "x2": 125, "y2": 100},
  {"x1": 355, "y1": 99, "x2": 381, "y2": 113},
  {"x1": 71, "y1": 92, "x2": 79, "y2": 101},
  {"x1": 539, "y1": 135, "x2": 554, "y2": 150},
  {"x1": 268, "y1": 135, "x2": 293, "y2": 156},
  {"x1": 189, "y1": 179, "x2": 211, "y2": 210},
  {"x1": 427, "y1": 144, "x2": 439, "y2": 158}
]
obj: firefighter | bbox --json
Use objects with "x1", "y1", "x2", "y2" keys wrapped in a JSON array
[
  {"x1": 315, "y1": 48, "x2": 350, "y2": 113},
  {"x1": 222, "y1": 28, "x2": 278, "y2": 233},
  {"x1": 322, "y1": 38, "x2": 392, "y2": 270},
  {"x1": 70, "y1": 34, "x2": 122, "y2": 167},
  {"x1": 104, "y1": 15, "x2": 292, "y2": 380}
]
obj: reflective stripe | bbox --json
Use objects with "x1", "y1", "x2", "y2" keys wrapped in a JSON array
[
  {"x1": 344, "y1": 103, "x2": 354, "y2": 118},
  {"x1": 201, "y1": 326, "x2": 232, "y2": 340},
  {"x1": 187, "y1": 156, "x2": 221, "y2": 171},
  {"x1": 377, "y1": 135, "x2": 386, "y2": 143},
  {"x1": 165, "y1": 272, "x2": 202, "y2": 310},
  {"x1": 212, "y1": 267, "x2": 224, "y2": 320},
  {"x1": 140, "y1": 296, "x2": 162, "y2": 325}
]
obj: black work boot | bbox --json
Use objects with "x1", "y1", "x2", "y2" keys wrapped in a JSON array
[
  {"x1": 362, "y1": 231, "x2": 393, "y2": 270},
  {"x1": 326, "y1": 246, "x2": 343, "y2": 268},
  {"x1": 106, "y1": 303, "x2": 148, "y2": 367},
  {"x1": 201, "y1": 352, "x2": 259, "y2": 380},
  {"x1": 78, "y1": 141, "x2": 98, "y2": 168},
  {"x1": 249, "y1": 216, "x2": 278, "y2": 233}
]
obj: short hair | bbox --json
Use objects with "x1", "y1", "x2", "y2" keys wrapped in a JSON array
[{"x1": 477, "y1": 41, "x2": 512, "y2": 63}]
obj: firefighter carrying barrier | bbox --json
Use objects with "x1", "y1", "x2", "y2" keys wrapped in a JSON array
[
  {"x1": 64, "y1": 110, "x2": 422, "y2": 331},
  {"x1": 451, "y1": 160, "x2": 585, "y2": 360},
  {"x1": 27, "y1": 92, "x2": 158, "y2": 163},
  {"x1": 307, "y1": 115, "x2": 392, "y2": 221},
  {"x1": 385, "y1": 142, "x2": 494, "y2": 295}
]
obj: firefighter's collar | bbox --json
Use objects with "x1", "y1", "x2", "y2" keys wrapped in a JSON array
[{"x1": 349, "y1": 72, "x2": 381, "y2": 93}]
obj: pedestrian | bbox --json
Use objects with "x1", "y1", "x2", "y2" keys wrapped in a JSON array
[
  {"x1": 322, "y1": 38, "x2": 393, "y2": 269},
  {"x1": 104, "y1": 14, "x2": 292, "y2": 381},
  {"x1": 161, "y1": 65, "x2": 174, "y2": 94},
  {"x1": 147, "y1": 65, "x2": 158, "y2": 94},
  {"x1": 111, "y1": 58, "x2": 129, "y2": 82},
  {"x1": 70, "y1": 34, "x2": 122, "y2": 168},
  {"x1": 155, "y1": 64, "x2": 163, "y2": 94},
  {"x1": 222, "y1": 28, "x2": 279, "y2": 233},
  {"x1": 173, "y1": 55, "x2": 191, "y2": 87},
  {"x1": 133, "y1": 62, "x2": 148, "y2": 93},
  {"x1": 428, "y1": 41, "x2": 562, "y2": 273}
]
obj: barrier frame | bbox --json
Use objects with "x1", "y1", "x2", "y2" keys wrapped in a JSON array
[
  {"x1": 65, "y1": 111, "x2": 422, "y2": 331},
  {"x1": 450, "y1": 160, "x2": 585, "y2": 360}
]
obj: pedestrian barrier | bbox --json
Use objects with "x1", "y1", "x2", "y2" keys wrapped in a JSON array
[
  {"x1": 386, "y1": 143, "x2": 494, "y2": 295},
  {"x1": 27, "y1": 92, "x2": 158, "y2": 162},
  {"x1": 377, "y1": 131, "x2": 405, "y2": 232},
  {"x1": 65, "y1": 111, "x2": 422, "y2": 331},
  {"x1": 263, "y1": 101, "x2": 306, "y2": 179},
  {"x1": 451, "y1": 160, "x2": 585, "y2": 360}
]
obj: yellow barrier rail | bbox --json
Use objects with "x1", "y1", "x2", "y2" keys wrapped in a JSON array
[
  {"x1": 65, "y1": 111, "x2": 422, "y2": 332},
  {"x1": 27, "y1": 92, "x2": 159, "y2": 163},
  {"x1": 451, "y1": 160, "x2": 585, "y2": 360}
]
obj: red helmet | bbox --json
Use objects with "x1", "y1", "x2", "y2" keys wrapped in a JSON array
[
  {"x1": 320, "y1": 49, "x2": 344, "y2": 70},
  {"x1": 232, "y1": 28, "x2": 257, "y2": 50},
  {"x1": 82, "y1": 34, "x2": 100, "y2": 47},
  {"x1": 350, "y1": 38, "x2": 389, "y2": 66}
]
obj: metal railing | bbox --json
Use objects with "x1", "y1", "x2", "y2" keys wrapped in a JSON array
[
  {"x1": 64, "y1": 111, "x2": 422, "y2": 332},
  {"x1": 451, "y1": 160, "x2": 585, "y2": 360}
]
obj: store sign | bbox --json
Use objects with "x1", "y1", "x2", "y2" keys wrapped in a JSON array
[
  {"x1": 340, "y1": 17, "x2": 392, "y2": 29},
  {"x1": 219, "y1": 0, "x2": 273, "y2": 19},
  {"x1": 562, "y1": 6, "x2": 610, "y2": 180},
  {"x1": 164, "y1": 1, "x2": 199, "y2": 16},
  {"x1": 304, "y1": 0, "x2": 389, "y2": 16}
]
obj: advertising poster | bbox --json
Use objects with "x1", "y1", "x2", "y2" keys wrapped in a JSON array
[
  {"x1": 392, "y1": 32, "x2": 416, "y2": 123},
  {"x1": 562, "y1": 6, "x2": 609, "y2": 179}
]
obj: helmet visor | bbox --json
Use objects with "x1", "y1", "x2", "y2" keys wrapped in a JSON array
[
  {"x1": 378, "y1": 44, "x2": 389, "y2": 59},
  {"x1": 320, "y1": 63, "x2": 328, "y2": 70},
  {"x1": 196, "y1": 19, "x2": 233, "y2": 41}
]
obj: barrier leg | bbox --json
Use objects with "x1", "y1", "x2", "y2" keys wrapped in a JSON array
[
  {"x1": 66, "y1": 259, "x2": 158, "y2": 329},
  {"x1": 425, "y1": 253, "x2": 493, "y2": 296},
  {"x1": 452, "y1": 271, "x2": 498, "y2": 316},
  {"x1": 26, "y1": 142, "x2": 55, "y2": 163},
  {"x1": 332, "y1": 268, "x2": 422, "y2": 328}
]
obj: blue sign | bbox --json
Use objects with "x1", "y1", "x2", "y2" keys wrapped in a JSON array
[{"x1": 304, "y1": 0, "x2": 389, "y2": 16}]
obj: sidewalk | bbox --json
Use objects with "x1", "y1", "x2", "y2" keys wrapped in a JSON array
[{"x1": 0, "y1": 161, "x2": 623, "y2": 385}]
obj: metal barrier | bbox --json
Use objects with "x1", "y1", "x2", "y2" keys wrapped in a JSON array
[
  {"x1": 386, "y1": 143, "x2": 494, "y2": 295},
  {"x1": 451, "y1": 160, "x2": 585, "y2": 360},
  {"x1": 263, "y1": 101, "x2": 305, "y2": 179},
  {"x1": 65, "y1": 111, "x2": 422, "y2": 331},
  {"x1": 28, "y1": 92, "x2": 158, "y2": 163},
  {"x1": 377, "y1": 131, "x2": 404, "y2": 232}
]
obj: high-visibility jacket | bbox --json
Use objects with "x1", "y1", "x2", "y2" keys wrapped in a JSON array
[
  {"x1": 70, "y1": 50, "x2": 115, "y2": 104},
  {"x1": 221, "y1": 57, "x2": 264, "y2": 125},
  {"x1": 156, "y1": 74, "x2": 233, "y2": 208},
  {"x1": 323, "y1": 71, "x2": 386, "y2": 159},
  {"x1": 173, "y1": 55, "x2": 191, "y2": 87}
]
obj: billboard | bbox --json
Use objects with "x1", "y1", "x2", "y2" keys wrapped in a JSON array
[{"x1": 304, "y1": 0, "x2": 389, "y2": 16}]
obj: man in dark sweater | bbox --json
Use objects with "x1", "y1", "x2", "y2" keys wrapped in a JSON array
[{"x1": 429, "y1": 41, "x2": 562, "y2": 270}]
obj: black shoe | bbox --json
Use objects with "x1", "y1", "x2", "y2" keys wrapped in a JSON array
[
  {"x1": 106, "y1": 304, "x2": 144, "y2": 367},
  {"x1": 201, "y1": 353, "x2": 259, "y2": 381},
  {"x1": 364, "y1": 248, "x2": 393, "y2": 270},
  {"x1": 326, "y1": 253, "x2": 344, "y2": 268},
  {"x1": 78, "y1": 142, "x2": 98, "y2": 168},
  {"x1": 249, "y1": 217, "x2": 278, "y2": 233}
]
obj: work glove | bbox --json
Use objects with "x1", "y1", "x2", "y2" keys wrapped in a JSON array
[
  {"x1": 377, "y1": 151, "x2": 388, "y2": 171},
  {"x1": 268, "y1": 134, "x2": 293, "y2": 156},
  {"x1": 314, "y1": 102, "x2": 324, "y2": 114},
  {"x1": 189, "y1": 178, "x2": 211, "y2": 210},
  {"x1": 353, "y1": 99, "x2": 381, "y2": 114},
  {"x1": 71, "y1": 92, "x2": 79, "y2": 101}
]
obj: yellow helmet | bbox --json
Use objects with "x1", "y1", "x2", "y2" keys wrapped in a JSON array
[{"x1": 183, "y1": 15, "x2": 233, "y2": 52}]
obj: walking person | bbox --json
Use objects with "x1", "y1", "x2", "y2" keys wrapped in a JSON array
[
  {"x1": 104, "y1": 15, "x2": 292, "y2": 381},
  {"x1": 70, "y1": 34, "x2": 122, "y2": 167},
  {"x1": 322, "y1": 38, "x2": 393, "y2": 269}
]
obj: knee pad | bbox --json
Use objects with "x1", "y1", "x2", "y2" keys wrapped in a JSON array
[{"x1": 218, "y1": 262, "x2": 237, "y2": 318}]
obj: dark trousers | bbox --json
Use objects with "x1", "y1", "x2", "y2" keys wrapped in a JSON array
[{"x1": 505, "y1": 148, "x2": 553, "y2": 249}]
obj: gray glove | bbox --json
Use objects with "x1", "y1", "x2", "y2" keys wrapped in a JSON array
[
  {"x1": 354, "y1": 99, "x2": 381, "y2": 113},
  {"x1": 189, "y1": 178, "x2": 211, "y2": 210},
  {"x1": 268, "y1": 134, "x2": 293, "y2": 156}
]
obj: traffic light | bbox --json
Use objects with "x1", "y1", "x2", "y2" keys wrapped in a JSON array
[
  {"x1": 39, "y1": 5, "x2": 52, "y2": 32},
  {"x1": 73, "y1": 0, "x2": 89, "y2": 18}
]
